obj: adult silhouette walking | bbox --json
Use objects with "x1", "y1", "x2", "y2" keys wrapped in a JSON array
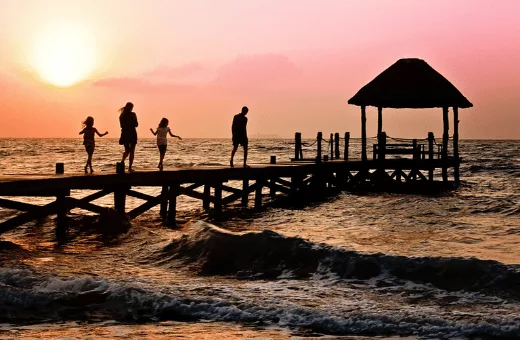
[
  {"x1": 230, "y1": 106, "x2": 249, "y2": 168},
  {"x1": 119, "y1": 102, "x2": 138, "y2": 172}
]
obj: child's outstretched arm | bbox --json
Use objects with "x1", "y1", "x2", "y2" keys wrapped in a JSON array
[
  {"x1": 150, "y1": 128, "x2": 158, "y2": 136},
  {"x1": 79, "y1": 128, "x2": 85, "y2": 135},
  {"x1": 168, "y1": 130, "x2": 182, "y2": 140},
  {"x1": 95, "y1": 128, "x2": 108, "y2": 137}
]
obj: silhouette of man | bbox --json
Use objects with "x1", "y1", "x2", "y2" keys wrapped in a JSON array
[{"x1": 230, "y1": 106, "x2": 249, "y2": 168}]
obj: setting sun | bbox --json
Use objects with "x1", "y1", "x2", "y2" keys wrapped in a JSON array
[{"x1": 30, "y1": 23, "x2": 96, "y2": 87}]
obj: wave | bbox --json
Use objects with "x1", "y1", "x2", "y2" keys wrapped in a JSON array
[
  {"x1": 153, "y1": 222, "x2": 520, "y2": 296},
  {"x1": 0, "y1": 268, "x2": 519, "y2": 337}
]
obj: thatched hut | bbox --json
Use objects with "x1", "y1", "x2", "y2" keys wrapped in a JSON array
[{"x1": 348, "y1": 58, "x2": 472, "y2": 181}]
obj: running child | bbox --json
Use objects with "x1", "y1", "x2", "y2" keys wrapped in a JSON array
[
  {"x1": 150, "y1": 118, "x2": 182, "y2": 170},
  {"x1": 79, "y1": 116, "x2": 108, "y2": 173}
]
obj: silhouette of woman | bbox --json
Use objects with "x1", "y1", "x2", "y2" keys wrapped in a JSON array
[{"x1": 119, "y1": 102, "x2": 138, "y2": 172}]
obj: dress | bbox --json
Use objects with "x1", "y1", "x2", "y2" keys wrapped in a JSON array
[
  {"x1": 82, "y1": 127, "x2": 97, "y2": 154},
  {"x1": 156, "y1": 127, "x2": 170, "y2": 153},
  {"x1": 231, "y1": 113, "x2": 248, "y2": 147},
  {"x1": 119, "y1": 111, "x2": 138, "y2": 150}
]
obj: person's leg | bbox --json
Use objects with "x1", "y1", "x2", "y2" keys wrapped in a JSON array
[
  {"x1": 159, "y1": 148, "x2": 165, "y2": 170},
  {"x1": 243, "y1": 144, "x2": 248, "y2": 167},
  {"x1": 122, "y1": 144, "x2": 129, "y2": 163},
  {"x1": 230, "y1": 145, "x2": 238, "y2": 167},
  {"x1": 87, "y1": 151, "x2": 94, "y2": 173},
  {"x1": 128, "y1": 144, "x2": 135, "y2": 171}
]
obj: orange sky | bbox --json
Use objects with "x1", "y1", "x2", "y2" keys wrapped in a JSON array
[{"x1": 1, "y1": 0, "x2": 519, "y2": 139}]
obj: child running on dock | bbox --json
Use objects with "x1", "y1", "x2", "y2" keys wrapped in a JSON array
[
  {"x1": 79, "y1": 116, "x2": 108, "y2": 173},
  {"x1": 150, "y1": 118, "x2": 182, "y2": 171}
]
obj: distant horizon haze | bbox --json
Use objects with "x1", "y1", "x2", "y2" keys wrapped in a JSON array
[{"x1": 1, "y1": 1, "x2": 519, "y2": 139}]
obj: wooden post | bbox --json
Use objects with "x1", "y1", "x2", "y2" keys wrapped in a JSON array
[
  {"x1": 361, "y1": 106, "x2": 367, "y2": 162},
  {"x1": 255, "y1": 178, "x2": 263, "y2": 209},
  {"x1": 442, "y1": 107, "x2": 449, "y2": 182},
  {"x1": 344, "y1": 132, "x2": 350, "y2": 161},
  {"x1": 270, "y1": 178, "x2": 276, "y2": 197},
  {"x1": 295, "y1": 132, "x2": 302, "y2": 160},
  {"x1": 316, "y1": 132, "x2": 322, "y2": 164},
  {"x1": 203, "y1": 184, "x2": 211, "y2": 209},
  {"x1": 55, "y1": 194, "x2": 67, "y2": 242},
  {"x1": 378, "y1": 132, "x2": 386, "y2": 162},
  {"x1": 214, "y1": 182, "x2": 222, "y2": 215},
  {"x1": 334, "y1": 133, "x2": 340, "y2": 159},
  {"x1": 428, "y1": 132, "x2": 434, "y2": 181},
  {"x1": 453, "y1": 107, "x2": 460, "y2": 183},
  {"x1": 270, "y1": 156, "x2": 276, "y2": 164},
  {"x1": 56, "y1": 163, "x2": 64, "y2": 174},
  {"x1": 242, "y1": 179, "x2": 248, "y2": 207},
  {"x1": 114, "y1": 187, "x2": 127, "y2": 214},
  {"x1": 330, "y1": 133, "x2": 334, "y2": 160},
  {"x1": 160, "y1": 185, "x2": 169, "y2": 216},
  {"x1": 167, "y1": 183, "x2": 179, "y2": 226},
  {"x1": 412, "y1": 139, "x2": 418, "y2": 181},
  {"x1": 377, "y1": 107, "x2": 383, "y2": 137},
  {"x1": 290, "y1": 174, "x2": 302, "y2": 199},
  {"x1": 116, "y1": 162, "x2": 125, "y2": 174}
]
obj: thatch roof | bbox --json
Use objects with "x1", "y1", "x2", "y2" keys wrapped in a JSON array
[{"x1": 348, "y1": 58, "x2": 473, "y2": 109}]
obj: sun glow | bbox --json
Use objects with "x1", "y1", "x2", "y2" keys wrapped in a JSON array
[{"x1": 30, "y1": 23, "x2": 97, "y2": 87}]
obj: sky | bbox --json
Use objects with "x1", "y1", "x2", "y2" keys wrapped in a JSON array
[{"x1": 0, "y1": 0, "x2": 519, "y2": 139}]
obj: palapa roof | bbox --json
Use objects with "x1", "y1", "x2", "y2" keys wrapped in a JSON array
[{"x1": 348, "y1": 58, "x2": 473, "y2": 109}]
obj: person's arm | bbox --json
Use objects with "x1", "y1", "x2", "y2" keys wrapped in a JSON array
[
  {"x1": 133, "y1": 113, "x2": 138, "y2": 128},
  {"x1": 168, "y1": 129, "x2": 182, "y2": 140},
  {"x1": 95, "y1": 128, "x2": 108, "y2": 137},
  {"x1": 79, "y1": 128, "x2": 85, "y2": 135},
  {"x1": 150, "y1": 128, "x2": 157, "y2": 136}
]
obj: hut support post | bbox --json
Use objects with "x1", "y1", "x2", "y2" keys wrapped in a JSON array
[
  {"x1": 453, "y1": 107, "x2": 460, "y2": 182},
  {"x1": 294, "y1": 132, "x2": 302, "y2": 160},
  {"x1": 428, "y1": 132, "x2": 434, "y2": 181},
  {"x1": 344, "y1": 132, "x2": 350, "y2": 161},
  {"x1": 442, "y1": 107, "x2": 449, "y2": 182},
  {"x1": 361, "y1": 106, "x2": 367, "y2": 162},
  {"x1": 377, "y1": 107, "x2": 383, "y2": 137},
  {"x1": 316, "y1": 132, "x2": 322, "y2": 164},
  {"x1": 334, "y1": 133, "x2": 340, "y2": 159}
]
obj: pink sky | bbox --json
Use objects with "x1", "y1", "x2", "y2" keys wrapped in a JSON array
[{"x1": 1, "y1": 0, "x2": 519, "y2": 139}]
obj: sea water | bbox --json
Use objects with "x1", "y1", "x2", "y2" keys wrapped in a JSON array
[{"x1": 0, "y1": 138, "x2": 519, "y2": 339}]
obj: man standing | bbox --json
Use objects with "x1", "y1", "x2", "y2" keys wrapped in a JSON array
[{"x1": 230, "y1": 106, "x2": 249, "y2": 168}]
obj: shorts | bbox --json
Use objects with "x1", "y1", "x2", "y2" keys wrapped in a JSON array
[
  {"x1": 232, "y1": 137, "x2": 248, "y2": 148},
  {"x1": 158, "y1": 144, "x2": 167, "y2": 153},
  {"x1": 84, "y1": 142, "x2": 95, "y2": 155},
  {"x1": 123, "y1": 142, "x2": 136, "y2": 153}
]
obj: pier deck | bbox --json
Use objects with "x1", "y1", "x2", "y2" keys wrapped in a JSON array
[{"x1": 0, "y1": 158, "x2": 456, "y2": 237}]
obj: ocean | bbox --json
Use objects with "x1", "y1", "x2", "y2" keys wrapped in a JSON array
[{"x1": 0, "y1": 138, "x2": 519, "y2": 339}]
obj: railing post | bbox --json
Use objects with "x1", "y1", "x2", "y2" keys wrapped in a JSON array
[
  {"x1": 56, "y1": 163, "x2": 64, "y2": 174},
  {"x1": 316, "y1": 132, "x2": 322, "y2": 164},
  {"x1": 344, "y1": 132, "x2": 350, "y2": 161},
  {"x1": 329, "y1": 133, "x2": 334, "y2": 160},
  {"x1": 334, "y1": 133, "x2": 340, "y2": 160},
  {"x1": 294, "y1": 132, "x2": 302, "y2": 160},
  {"x1": 428, "y1": 132, "x2": 434, "y2": 181}
]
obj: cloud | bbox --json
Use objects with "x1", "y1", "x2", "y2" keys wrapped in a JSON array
[
  {"x1": 213, "y1": 54, "x2": 301, "y2": 89},
  {"x1": 142, "y1": 63, "x2": 205, "y2": 79},
  {"x1": 92, "y1": 77, "x2": 196, "y2": 93}
]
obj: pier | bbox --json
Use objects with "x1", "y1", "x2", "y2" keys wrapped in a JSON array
[{"x1": 0, "y1": 57, "x2": 472, "y2": 238}]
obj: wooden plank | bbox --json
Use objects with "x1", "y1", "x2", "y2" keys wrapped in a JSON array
[
  {"x1": 67, "y1": 197, "x2": 112, "y2": 216},
  {"x1": 128, "y1": 195, "x2": 162, "y2": 219},
  {"x1": 0, "y1": 201, "x2": 59, "y2": 234},
  {"x1": 222, "y1": 182, "x2": 258, "y2": 205},
  {"x1": 221, "y1": 184, "x2": 242, "y2": 195},
  {"x1": 79, "y1": 189, "x2": 113, "y2": 203},
  {"x1": 127, "y1": 190, "x2": 156, "y2": 201},
  {"x1": 0, "y1": 198, "x2": 38, "y2": 211},
  {"x1": 178, "y1": 186, "x2": 214, "y2": 202}
]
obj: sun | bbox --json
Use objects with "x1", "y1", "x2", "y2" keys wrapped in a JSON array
[{"x1": 30, "y1": 23, "x2": 97, "y2": 87}]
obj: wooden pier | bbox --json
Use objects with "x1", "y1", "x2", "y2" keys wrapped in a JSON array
[{"x1": 0, "y1": 135, "x2": 457, "y2": 238}]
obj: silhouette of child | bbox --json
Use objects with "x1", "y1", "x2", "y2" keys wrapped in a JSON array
[
  {"x1": 79, "y1": 116, "x2": 108, "y2": 173},
  {"x1": 150, "y1": 118, "x2": 182, "y2": 171}
]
